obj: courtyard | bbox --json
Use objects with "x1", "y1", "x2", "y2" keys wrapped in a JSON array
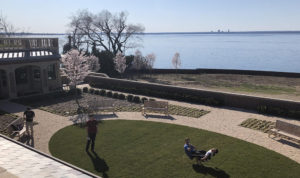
[{"x1": 0, "y1": 85, "x2": 300, "y2": 177}]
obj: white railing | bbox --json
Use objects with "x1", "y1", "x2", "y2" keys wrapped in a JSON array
[{"x1": 0, "y1": 38, "x2": 59, "y2": 54}]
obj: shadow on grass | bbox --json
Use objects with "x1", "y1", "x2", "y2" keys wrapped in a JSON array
[
  {"x1": 192, "y1": 164, "x2": 230, "y2": 178},
  {"x1": 87, "y1": 151, "x2": 109, "y2": 178},
  {"x1": 144, "y1": 114, "x2": 175, "y2": 120}
]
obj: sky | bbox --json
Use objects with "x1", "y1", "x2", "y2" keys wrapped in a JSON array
[{"x1": 1, "y1": 0, "x2": 300, "y2": 33}]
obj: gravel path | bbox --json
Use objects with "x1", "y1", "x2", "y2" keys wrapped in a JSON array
[{"x1": 1, "y1": 97, "x2": 300, "y2": 165}]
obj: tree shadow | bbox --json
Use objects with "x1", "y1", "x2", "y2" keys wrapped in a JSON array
[
  {"x1": 94, "y1": 113, "x2": 118, "y2": 120},
  {"x1": 87, "y1": 151, "x2": 109, "y2": 178},
  {"x1": 192, "y1": 164, "x2": 230, "y2": 178}
]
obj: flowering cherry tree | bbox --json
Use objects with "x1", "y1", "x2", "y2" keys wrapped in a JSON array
[
  {"x1": 61, "y1": 49, "x2": 100, "y2": 107},
  {"x1": 114, "y1": 52, "x2": 127, "y2": 75},
  {"x1": 172, "y1": 52, "x2": 181, "y2": 70}
]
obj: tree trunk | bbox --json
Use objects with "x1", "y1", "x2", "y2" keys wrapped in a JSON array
[{"x1": 74, "y1": 84, "x2": 81, "y2": 108}]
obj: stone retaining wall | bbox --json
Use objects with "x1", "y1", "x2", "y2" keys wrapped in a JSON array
[{"x1": 126, "y1": 68, "x2": 300, "y2": 78}]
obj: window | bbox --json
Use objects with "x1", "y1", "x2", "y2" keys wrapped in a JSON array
[
  {"x1": 33, "y1": 69, "x2": 41, "y2": 80},
  {"x1": 47, "y1": 64, "x2": 56, "y2": 80},
  {"x1": 0, "y1": 70, "x2": 7, "y2": 87},
  {"x1": 15, "y1": 67, "x2": 28, "y2": 84}
]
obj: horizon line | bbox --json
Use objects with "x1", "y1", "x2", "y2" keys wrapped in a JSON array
[{"x1": 5, "y1": 30, "x2": 300, "y2": 35}]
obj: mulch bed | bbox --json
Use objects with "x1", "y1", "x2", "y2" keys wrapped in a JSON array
[{"x1": 0, "y1": 110, "x2": 18, "y2": 135}]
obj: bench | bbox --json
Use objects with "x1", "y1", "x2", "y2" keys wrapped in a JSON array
[
  {"x1": 269, "y1": 120, "x2": 300, "y2": 144},
  {"x1": 6, "y1": 118, "x2": 26, "y2": 139},
  {"x1": 142, "y1": 101, "x2": 169, "y2": 116},
  {"x1": 88, "y1": 99, "x2": 116, "y2": 114}
]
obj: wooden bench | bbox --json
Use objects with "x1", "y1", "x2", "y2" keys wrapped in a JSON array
[
  {"x1": 269, "y1": 120, "x2": 300, "y2": 144},
  {"x1": 142, "y1": 101, "x2": 169, "y2": 116},
  {"x1": 6, "y1": 118, "x2": 26, "y2": 139},
  {"x1": 88, "y1": 99, "x2": 116, "y2": 114}
]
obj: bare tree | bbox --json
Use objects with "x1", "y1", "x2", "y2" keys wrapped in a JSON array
[
  {"x1": 0, "y1": 12, "x2": 17, "y2": 37},
  {"x1": 172, "y1": 52, "x2": 181, "y2": 70},
  {"x1": 131, "y1": 50, "x2": 156, "y2": 70},
  {"x1": 145, "y1": 53, "x2": 156, "y2": 77},
  {"x1": 145, "y1": 53, "x2": 156, "y2": 69},
  {"x1": 114, "y1": 52, "x2": 127, "y2": 76},
  {"x1": 68, "y1": 9, "x2": 145, "y2": 55},
  {"x1": 131, "y1": 50, "x2": 143, "y2": 70},
  {"x1": 61, "y1": 49, "x2": 100, "y2": 107}
]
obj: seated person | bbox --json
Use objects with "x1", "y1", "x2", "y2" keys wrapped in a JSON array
[
  {"x1": 201, "y1": 148, "x2": 219, "y2": 161},
  {"x1": 184, "y1": 138, "x2": 206, "y2": 160}
]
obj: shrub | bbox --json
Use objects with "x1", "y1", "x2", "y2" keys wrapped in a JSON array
[
  {"x1": 83, "y1": 87, "x2": 88, "y2": 93},
  {"x1": 100, "y1": 89, "x2": 106, "y2": 96},
  {"x1": 118, "y1": 93, "x2": 126, "y2": 100},
  {"x1": 94, "y1": 90, "x2": 100, "y2": 95},
  {"x1": 107, "y1": 91, "x2": 113, "y2": 97},
  {"x1": 268, "y1": 107, "x2": 286, "y2": 116},
  {"x1": 68, "y1": 88, "x2": 82, "y2": 95},
  {"x1": 113, "y1": 93, "x2": 119, "y2": 98},
  {"x1": 89, "y1": 88, "x2": 95, "y2": 94},
  {"x1": 257, "y1": 105, "x2": 268, "y2": 114},
  {"x1": 127, "y1": 94, "x2": 133, "y2": 102},
  {"x1": 133, "y1": 96, "x2": 141, "y2": 103},
  {"x1": 141, "y1": 97, "x2": 148, "y2": 103}
]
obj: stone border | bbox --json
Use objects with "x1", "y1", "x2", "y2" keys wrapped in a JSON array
[{"x1": 0, "y1": 134, "x2": 100, "y2": 178}]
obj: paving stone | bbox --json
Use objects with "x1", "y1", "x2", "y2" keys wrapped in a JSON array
[{"x1": 0, "y1": 137, "x2": 96, "y2": 177}]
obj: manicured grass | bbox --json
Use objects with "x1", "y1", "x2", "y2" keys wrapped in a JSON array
[
  {"x1": 49, "y1": 120, "x2": 300, "y2": 178},
  {"x1": 131, "y1": 74, "x2": 300, "y2": 99}
]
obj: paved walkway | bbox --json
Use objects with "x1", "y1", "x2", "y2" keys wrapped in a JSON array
[
  {"x1": 0, "y1": 135, "x2": 97, "y2": 178},
  {"x1": 0, "y1": 100, "x2": 72, "y2": 154}
]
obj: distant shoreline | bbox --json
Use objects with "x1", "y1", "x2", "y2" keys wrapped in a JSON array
[{"x1": 4, "y1": 31, "x2": 300, "y2": 36}]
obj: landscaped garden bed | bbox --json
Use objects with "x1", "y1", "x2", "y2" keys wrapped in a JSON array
[
  {"x1": 240, "y1": 118, "x2": 275, "y2": 133},
  {"x1": 50, "y1": 120, "x2": 300, "y2": 178},
  {"x1": 12, "y1": 90, "x2": 209, "y2": 118}
]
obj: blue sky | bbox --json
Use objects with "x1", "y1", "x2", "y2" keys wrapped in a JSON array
[{"x1": 1, "y1": 0, "x2": 300, "y2": 33}]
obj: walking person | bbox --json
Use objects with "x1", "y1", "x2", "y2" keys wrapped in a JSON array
[
  {"x1": 23, "y1": 107, "x2": 35, "y2": 137},
  {"x1": 86, "y1": 115, "x2": 98, "y2": 152}
]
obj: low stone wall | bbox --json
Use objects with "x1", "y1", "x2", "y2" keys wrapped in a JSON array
[
  {"x1": 85, "y1": 75, "x2": 300, "y2": 119},
  {"x1": 126, "y1": 68, "x2": 300, "y2": 78}
]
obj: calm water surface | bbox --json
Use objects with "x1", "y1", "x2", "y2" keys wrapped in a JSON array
[{"x1": 28, "y1": 33, "x2": 300, "y2": 73}]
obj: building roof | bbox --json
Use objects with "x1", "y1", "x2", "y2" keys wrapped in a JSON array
[
  {"x1": 0, "y1": 38, "x2": 60, "y2": 65},
  {"x1": 0, "y1": 135, "x2": 99, "y2": 178}
]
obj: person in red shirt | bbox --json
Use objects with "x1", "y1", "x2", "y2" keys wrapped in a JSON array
[{"x1": 86, "y1": 115, "x2": 98, "y2": 152}]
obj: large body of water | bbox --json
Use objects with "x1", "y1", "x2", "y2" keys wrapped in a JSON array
[{"x1": 26, "y1": 32, "x2": 300, "y2": 73}]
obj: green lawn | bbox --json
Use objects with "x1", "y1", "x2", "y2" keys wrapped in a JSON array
[{"x1": 49, "y1": 120, "x2": 300, "y2": 178}]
